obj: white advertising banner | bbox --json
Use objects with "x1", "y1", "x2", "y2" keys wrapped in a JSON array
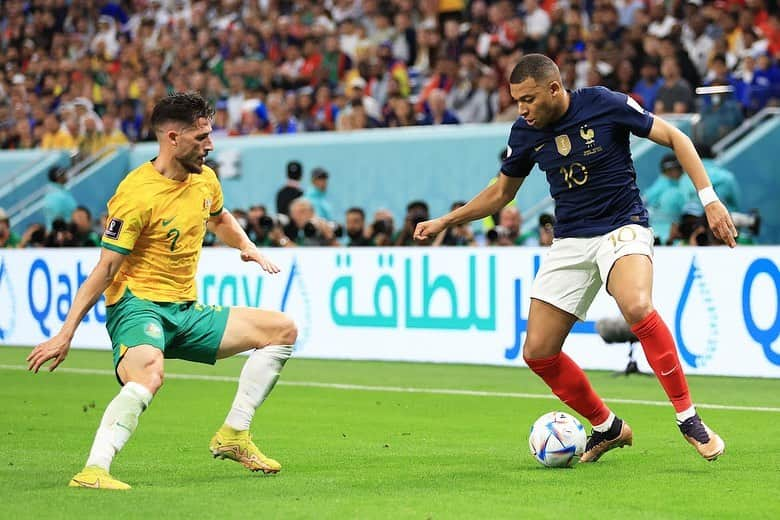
[{"x1": 0, "y1": 247, "x2": 778, "y2": 378}]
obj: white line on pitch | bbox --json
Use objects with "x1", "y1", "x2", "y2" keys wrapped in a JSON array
[{"x1": 2, "y1": 364, "x2": 778, "y2": 413}]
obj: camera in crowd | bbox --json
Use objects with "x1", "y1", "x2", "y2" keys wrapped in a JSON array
[
  {"x1": 731, "y1": 209, "x2": 761, "y2": 237},
  {"x1": 303, "y1": 219, "x2": 343, "y2": 239},
  {"x1": 486, "y1": 225, "x2": 512, "y2": 242}
]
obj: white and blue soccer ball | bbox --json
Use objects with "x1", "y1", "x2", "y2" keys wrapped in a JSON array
[{"x1": 528, "y1": 411, "x2": 586, "y2": 468}]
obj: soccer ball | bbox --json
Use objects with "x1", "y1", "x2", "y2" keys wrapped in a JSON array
[{"x1": 528, "y1": 411, "x2": 587, "y2": 468}]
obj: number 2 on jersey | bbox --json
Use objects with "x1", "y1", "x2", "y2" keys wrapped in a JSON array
[{"x1": 166, "y1": 228, "x2": 180, "y2": 251}]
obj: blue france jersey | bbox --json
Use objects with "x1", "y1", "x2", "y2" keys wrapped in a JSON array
[{"x1": 501, "y1": 87, "x2": 654, "y2": 238}]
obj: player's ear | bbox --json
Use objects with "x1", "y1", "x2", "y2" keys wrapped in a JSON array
[
  {"x1": 549, "y1": 80, "x2": 562, "y2": 96},
  {"x1": 167, "y1": 129, "x2": 178, "y2": 146}
]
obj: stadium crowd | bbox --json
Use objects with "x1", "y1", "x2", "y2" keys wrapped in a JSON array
[{"x1": 1, "y1": 0, "x2": 775, "y2": 247}]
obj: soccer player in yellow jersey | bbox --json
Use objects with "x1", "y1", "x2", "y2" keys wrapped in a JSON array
[{"x1": 27, "y1": 93, "x2": 298, "y2": 490}]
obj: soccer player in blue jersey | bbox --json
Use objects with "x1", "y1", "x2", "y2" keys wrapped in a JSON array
[{"x1": 414, "y1": 54, "x2": 736, "y2": 462}]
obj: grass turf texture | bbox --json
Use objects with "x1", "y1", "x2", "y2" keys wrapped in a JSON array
[{"x1": 1, "y1": 346, "x2": 778, "y2": 519}]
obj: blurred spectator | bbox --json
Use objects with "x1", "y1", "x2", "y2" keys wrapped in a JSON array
[
  {"x1": 367, "y1": 208, "x2": 396, "y2": 246},
  {"x1": 43, "y1": 167, "x2": 77, "y2": 229},
  {"x1": 40, "y1": 114, "x2": 76, "y2": 151},
  {"x1": 345, "y1": 207, "x2": 373, "y2": 246},
  {"x1": 284, "y1": 197, "x2": 339, "y2": 246},
  {"x1": 276, "y1": 160, "x2": 304, "y2": 217},
  {"x1": 433, "y1": 201, "x2": 476, "y2": 246},
  {"x1": 693, "y1": 81, "x2": 744, "y2": 148},
  {"x1": 395, "y1": 200, "x2": 429, "y2": 246},
  {"x1": 644, "y1": 154, "x2": 688, "y2": 245},
  {"x1": 633, "y1": 59, "x2": 663, "y2": 111},
  {"x1": 46, "y1": 218, "x2": 74, "y2": 247},
  {"x1": 102, "y1": 113, "x2": 130, "y2": 147},
  {"x1": 451, "y1": 68, "x2": 499, "y2": 124},
  {"x1": 18, "y1": 223, "x2": 47, "y2": 249},
  {"x1": 0, "y1": 208, "x2": 20, "y2": 248},
  {"x1": 70, "y1": 206, "x2": 101, "y2": 247},
  {"x1": 305, "y1": 167, "x2": 335, "y2": 221},
  {"x1": 679, "y1": 145, "x2": 741, "y2": 213},
  {"x1": 655, "y1": 57, "x2": 695, "y2": 114},
  {"x1": 486, "y1": 206, "x2": 532, "y2": 246},
  {"x1": 420, "y1": 88, "x2": 460, "y2": 125}
]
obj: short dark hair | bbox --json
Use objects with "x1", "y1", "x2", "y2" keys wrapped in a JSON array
[
  {"x1": 509, "y1": 54, "x2": 560, "y2": 84},
  {"x1": 150, "y1": 92, "x2": 214, "y2": 133},
  {"x1": 347, "y1": 207, "x2": 365, "y2": 219},
  {"x1": 75, "y1": 205, "x2": 92, "y2": 219},
  {"x1": 406, "y1": 200, "x2": 429, "y2": 213}
]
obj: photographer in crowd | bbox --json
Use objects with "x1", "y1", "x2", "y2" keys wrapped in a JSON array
[
  {"x1": 394, "y1": 200, "x2": 429, "y2": 246},
  {"x1": 284, "y1": 197, "x2": 341, "y2": 246}
]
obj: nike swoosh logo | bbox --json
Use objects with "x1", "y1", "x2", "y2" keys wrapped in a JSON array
[
  {"x1": 534, "y1": 144, "x2": 545, "y2": 151},
  {"x1": 71, "y1": 478, "x2": 101, "y2": 488},
  {"x1": 661, "y1": 366, "x2": 678, "y2": 376},
  {"x1": 162, "y1": 217, "x2": 176, "y2": 226}
]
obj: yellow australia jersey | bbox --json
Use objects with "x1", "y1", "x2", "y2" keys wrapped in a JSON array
[{"x1": 101, "y1": 161, "x2": 223, "y2": 305}]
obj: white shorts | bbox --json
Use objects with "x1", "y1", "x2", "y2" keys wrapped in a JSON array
[{"x1": 530, "y1": 224, "x2": 654, "y2": 321}]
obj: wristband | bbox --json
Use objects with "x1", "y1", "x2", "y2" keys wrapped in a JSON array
[{"x1": 698, "y1": 186, "x2": 719, "y2": 207}]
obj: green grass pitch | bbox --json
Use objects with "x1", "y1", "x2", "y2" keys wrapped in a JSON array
[{"x1": 1, "y1": 346, "x2": 779, "y2": 519}]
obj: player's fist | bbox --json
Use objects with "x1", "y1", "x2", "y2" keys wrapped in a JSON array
[
  {"x1": 704, "y1": 201, "x2": 738, "y2": 248},
  {"x1": 414, "y1": 218, "x2": 447, "y2": 243}
]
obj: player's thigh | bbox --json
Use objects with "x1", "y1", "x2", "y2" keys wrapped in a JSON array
[
  {"x1": 217, "y1": 307, "x2": 298, "y2": 359},
  {"x1": 530, "y1": 237, "x2": 602, "y2": 322},
  {"x1": 523, "y1": 298, "x2": 578, "y2": 359},
  {"x1": 116, "y1": 345, "x2": 165, "y2": 393},
  {"x1": 598, "y1": 225, "x2": 655, "y2": 324},
  {"x1": 607, "y1": 254, "x2": 654, "y2": 325}
]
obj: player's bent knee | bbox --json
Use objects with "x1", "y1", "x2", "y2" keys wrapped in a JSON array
[
  {"x1": 274, "y1": 314, "x2": 298, "y2": 345},
  {"x1": 622, "y1": 301, "x2": 654, "y2": 326},
  {"x1": 522, "y1": 335, "x2": 558, "y2": 360}
]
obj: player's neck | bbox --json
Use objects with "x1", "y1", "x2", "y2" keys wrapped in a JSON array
[
  {"x1": 152, "y1": 155, "x2": 190, "y2": 182},
  {"x1": 555, "y1": 90, "x2": 571, "y2": 122}
]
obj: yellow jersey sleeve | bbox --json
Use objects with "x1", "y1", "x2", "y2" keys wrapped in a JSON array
[
  {"x1": 205, "y1": 166, "x2": 224, "y2": 217},
  {"x1": 101, "y1": 186, "x2": 149, "y2": 255}
]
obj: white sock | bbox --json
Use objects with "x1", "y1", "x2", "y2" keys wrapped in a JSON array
[
  {"x1": 85, "y1": 382, "x2": 153, "y2": 472},
  {"x1": 676, "y1": 406, "x2": 697, "y2": 423},
  {"x1": 592, "y1": 411, "x2": 616, "y2": 433},
  {"x1": 224, "y1": 345, "x2": 293, "y2": 431}
]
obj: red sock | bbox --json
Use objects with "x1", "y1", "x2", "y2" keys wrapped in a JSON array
[
  {"x1": 631, "y1": 310, "x2": 692, "y2": 412},
  {"x1": 524, "y1": 352, "x2": 611, "y2": 426}
]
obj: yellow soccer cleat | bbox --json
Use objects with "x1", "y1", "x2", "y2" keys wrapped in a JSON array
[
  {"x1": 209, "y1": 425, "x2": 281, "y2": 474},
  {"x1": 68, "y1": 466, "x2": 131, "y2": 490}
]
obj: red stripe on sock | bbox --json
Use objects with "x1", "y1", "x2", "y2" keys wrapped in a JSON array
[
  {"x1": 524, "y1": 352, "x2": 611, "y2": 426},
  {"x1": 631, "y1": 310, "x2": 693, "y2": 412}
]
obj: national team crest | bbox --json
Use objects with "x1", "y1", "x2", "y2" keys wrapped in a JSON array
[
  {"x1": 580, "y1": 125, "x2": 595, "y2": 146},
  {"x1": 555, "y1": 134, "x2": 571, "y2": 156}
]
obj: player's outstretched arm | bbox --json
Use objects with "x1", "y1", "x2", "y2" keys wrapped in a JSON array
[
  {"x1": 208, "y1": 209, "x2": 281, "y2": 274},
  {"x1": 26, "y1": 248, "x2": 126, "y2": 373},
  {"x1": 647, "y1": 117, "x2": 738, "y2": 247},
  {"x1": 414, "y1": 173, "x2": 524, "y2": 243}
]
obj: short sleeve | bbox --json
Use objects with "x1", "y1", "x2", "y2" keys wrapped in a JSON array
[
  {"x1": 500, "y1": 123, "x2": 535, "y2": 178},
  {"x1": 101, "y1": 188, "x2": 147, "y2": 255},
  {"x1": 207, "y1": 168, "x2": 224, "y2": 216},
  {"x1": 601, "y1": 88, "x2": 654, "y2": 137}
]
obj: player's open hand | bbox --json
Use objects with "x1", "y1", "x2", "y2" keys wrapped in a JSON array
[
  {"x1": 704, "y1": 201, "x2": 738, "y2": 248},
  {"x1": 414, "y1": 218, "x2": 447, "y2": 244},
  {"x1": 240, "y1": 245, "x2": 281, "y2": 274},
  {"x1": 27, "y1": 333, "x2": 71, "y2": 373}
]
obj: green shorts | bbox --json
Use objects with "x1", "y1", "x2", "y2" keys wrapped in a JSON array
[{"x1": 106, "y1": 288, "x2": 230, "y2": 369}]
